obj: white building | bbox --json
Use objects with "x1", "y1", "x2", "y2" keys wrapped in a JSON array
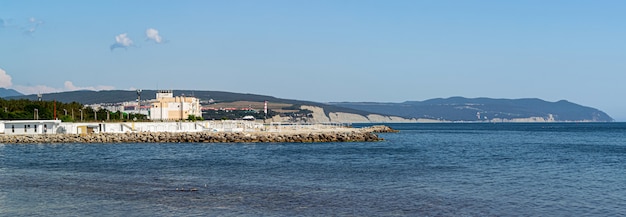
[
  {"x1": 86, "y1": 101, "x2": 150, "y2": 116},
  {"x1": 149, "y1": 90, "x2": 202, "y2": 121},
  {"x1": 2, "y1": 120, "x2": 62, "y2": 135},
  {"x1": 55, "y1": 120, "x2": 262, "y2": 134}
]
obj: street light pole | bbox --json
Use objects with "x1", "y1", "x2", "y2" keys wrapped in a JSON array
[
  {"x1": 136, "y1": 89, "x2": 142, "y2": 115},
  {"x1": 80, "y1": 109, "x2": 83, "y2": 121}
]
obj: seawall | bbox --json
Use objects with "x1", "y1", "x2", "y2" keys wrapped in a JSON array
[{"x1": 0, "y1": 125, "x2": 397, "y2": 144}]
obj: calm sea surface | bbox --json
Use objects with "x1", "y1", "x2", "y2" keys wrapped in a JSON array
[{"x1": 1, "y1": 123, "x2": 625, "y2": 216}]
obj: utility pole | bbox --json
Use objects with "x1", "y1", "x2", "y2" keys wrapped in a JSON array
[
  {"x1": 180, "y1": 95, "x2": 184, "y2": 121},
  {"x1": 136, "y1": 89, "x2": 142, "y2": 116},
  {"x1": 264, "y1": 100, "x2": 268, "y2": 120}
]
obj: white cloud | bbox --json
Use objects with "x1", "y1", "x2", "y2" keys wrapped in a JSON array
[
  {"x1": 22, "y1": 17, "x2": 44, "y2": 35},
  {"x1": 116, "y1": 33, "x2": 133, "y2": 46},
  {"x1": 0, "y1": 17, "x2": 41, "y2": 34},
  {"x1": 13, "y1": 84, "x2": 62, "y2": 94},
  {"x1": 110, "y1": 33, "x2": 134, "y2": 50},
  {"x1": 64, "y1": 81, "x2": 115, "y2": 91},
  {"x1": 1, "y1": 69, "x2": 115, "y2": 94},
  {"x1": 24, "y1": 27, "x2": 36, "y2": 34},
  {"x1": 146, "y1": 28, "x2": 164, "y2": 43},
  {"x1": 28, "y1": 17, "x2": 44, "y2": 26},
  {"x1": 13, "y1": 81, "x2": 115, "y2": 95},
  {"x1": 64, "y1": 81, "x2": 79, "y2": 90},
  {"x1": 0, "y1": 68, "x2": 13, "y2": 88},
  {"x1": 109, "y1": 28, "x2": 166, "y2": 50}
]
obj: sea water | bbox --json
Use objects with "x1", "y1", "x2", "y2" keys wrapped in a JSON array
[{"x1": 1, "y1": 123, "x2": 625, "y2": 216}]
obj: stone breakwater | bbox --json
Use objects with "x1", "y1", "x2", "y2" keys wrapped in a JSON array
[
  {"x1": 0, "y1": 126, "x2": 397, "y2": 144},
  {"x1": 366, "y1": 125, "x2": 400, "y2": 133}
]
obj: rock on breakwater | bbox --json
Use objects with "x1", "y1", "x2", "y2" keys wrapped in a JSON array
[
  {"x1": 362, "y1": 125, "x2": 400, "y2": 133},
  {"x1": 0, "y1": 126, "x2": 395, "y2": 144}
]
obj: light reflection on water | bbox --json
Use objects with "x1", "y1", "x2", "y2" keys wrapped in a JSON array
[{"x1": 1, "y1": 123, "x2": 625, "y2": 216}]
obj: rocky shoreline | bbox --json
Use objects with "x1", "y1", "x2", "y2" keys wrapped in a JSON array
[{"x1": 0, "y1": 125, "x2": 397, "y2": 144}]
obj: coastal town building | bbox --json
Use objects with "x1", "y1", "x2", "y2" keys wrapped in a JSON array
[
  {"x1": 84, "y1": 90, "x2": 201, "y2": 120},
  {"x1": 2, "y1": 120, "x2": 62, "y2": 135},
  {"x1": 149, "y1": 90, "x2": 202, "y2": 121},
  {"x1": 87, "y1": 101, "x2": 150, "y2": 117}
]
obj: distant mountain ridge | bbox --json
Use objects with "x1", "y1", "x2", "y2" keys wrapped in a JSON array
[
  {"x1": 0, "y1": 88, "x2": 23, "y2": 98},
  {"x1": 6, "y1": 90, "x2": 613, "y2": 122},
  {"x1": 330, "y1": 97, "x2": 613, "y2": 122}
]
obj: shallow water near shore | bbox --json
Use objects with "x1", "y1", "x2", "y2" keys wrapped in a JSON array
[{"x1": 1, "y1": 123, "x2": 625, "y2": 216}]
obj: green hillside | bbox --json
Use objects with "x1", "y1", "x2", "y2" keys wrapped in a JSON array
[{"x1": 7, "y1": 90, "x2": 372, "y2": 117}]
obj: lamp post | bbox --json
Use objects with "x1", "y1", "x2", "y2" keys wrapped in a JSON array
[
  {"x1": 63, "y1": 109, "x2": 67, "y2": 116},
  {"x1": 94, "y1": 110, "x2": 97, "y2": 121},
  {"x1": 136, "y1": 89, "x2": 142, "y2": 115},
  {"x1": 80, "y1": 109, "x2": 83, "y2": 121},
  {"x1": 34, "y1": 108, "x2": 39, "y2": 120}
]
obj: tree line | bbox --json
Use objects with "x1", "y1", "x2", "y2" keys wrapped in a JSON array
[{"x1": 0, "y1": 98, "x2": 147, "y2": 122}]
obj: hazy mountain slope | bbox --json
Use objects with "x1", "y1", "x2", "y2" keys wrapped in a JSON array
[
  {"x1": 331, "y1": 97, "x2": 613, "y2": 122},
  {"x1": 0, "y1": 88, "x2": 23, "y2": 98}
]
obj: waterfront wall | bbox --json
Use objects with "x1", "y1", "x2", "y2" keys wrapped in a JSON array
[
  {"x1": 0, "y1": 125, "x2": 396, "y2": 144},
  {"x1": 57, "y1": 121, "x2": 265, "y2": 134},
  {"x1": 55, "y1": 121, "x2": 349, "y2": 134}
]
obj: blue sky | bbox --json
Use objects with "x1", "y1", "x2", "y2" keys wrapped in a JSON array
[{"x1": 1, "y1": 1, "x2": 626, "y2": 120}]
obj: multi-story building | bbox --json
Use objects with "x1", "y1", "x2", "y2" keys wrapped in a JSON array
[{"x1": 149, "y1": 90, "x2": 202, "y2": 121}]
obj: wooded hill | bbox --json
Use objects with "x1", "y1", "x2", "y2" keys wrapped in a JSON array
[{"x1": 6, "y1": 90, "x2": 372, "y2": 117}]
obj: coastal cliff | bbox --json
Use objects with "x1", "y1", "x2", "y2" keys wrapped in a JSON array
[
  {"x1": 300, "y1": 105, "x2": 610, "y2": 123},
  {"x1": 300, "y1": 105, "x2": 419, "y2": 123}
]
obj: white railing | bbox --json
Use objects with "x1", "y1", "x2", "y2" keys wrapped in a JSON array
[{"x1": 55, "y1": 121, "x2": 350, "y2": 134}]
